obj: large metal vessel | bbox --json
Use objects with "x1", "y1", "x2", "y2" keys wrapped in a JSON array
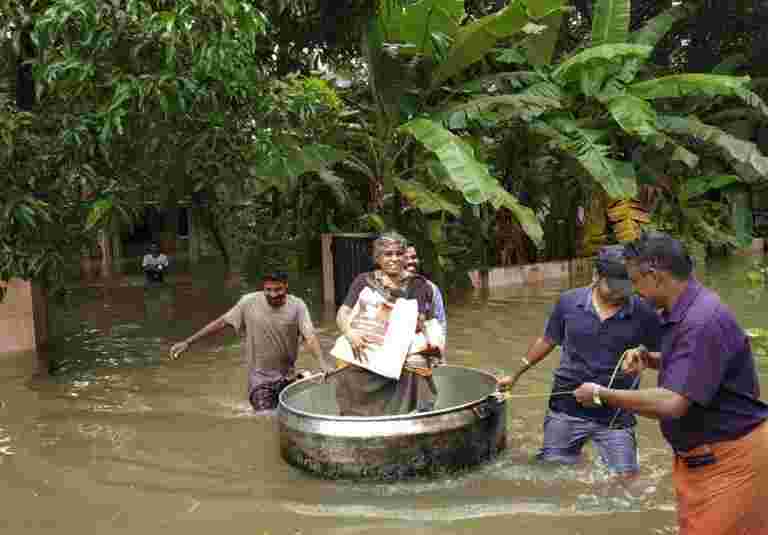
[{"x1": 278, "y1": 365, "x2": 506, "y2": 480}]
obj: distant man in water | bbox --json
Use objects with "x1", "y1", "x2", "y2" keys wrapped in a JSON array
[
  {"x1": 169, "y1": 271, "x2": 332, "y2": 411},
  {"x1": 142, "y1": 242, "x2": 170, "y2": 284},
  {"x1": 499, "y1": 246, "x2": 662, "y2": 477},
  {"x1": 403, "y1": 245, "x2": 447, "y2": 351}
]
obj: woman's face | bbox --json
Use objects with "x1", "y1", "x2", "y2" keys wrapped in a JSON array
[{"x1": 376, "y1": 245, "x2": 404, "y2": 276}]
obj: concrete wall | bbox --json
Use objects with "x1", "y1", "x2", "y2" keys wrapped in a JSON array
[
  {"x1": 469, "y1": 257, "x2": 594, "y2": 289},
  {"x1": 0, "y1": 279, "x2": 48, "y2": 354}
]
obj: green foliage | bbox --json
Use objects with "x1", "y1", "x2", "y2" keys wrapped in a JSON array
[
  {"x1": 680, "y1": 175, "x2": 743, "y2": 201},
  {"x1": 657, "y1": 116, "x2": 768, "y2": 184},
  {"x1": 629, "y1": 3, "x2": 695, "y2": 48},
  {"x1": 399, "y1": 118, "x2": 543, "y2": 245},
  {"x1": 392, "y1": 177, "x2": 462, "y2": 216},
  {"x1": 746, "y1": 328, "x2": 768, "y2": 359},
  {"x1": 379, "y1": 0, "x2": 464, "y2": 56},
  {"x1": 590, "y1": 0, "x2": 631, "y2": 47},
  {"x1": 0, "y1": 0, "x2": 350, "y2": 287},
  {"x1": 430, "y1": 0, "x2": 567, "y2": 88}
]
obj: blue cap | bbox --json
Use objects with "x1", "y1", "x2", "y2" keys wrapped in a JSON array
[{"x1": 596, "y1": 246, "x2": 632, "y2": 296}]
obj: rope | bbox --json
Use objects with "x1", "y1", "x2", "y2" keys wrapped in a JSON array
[
  {"x1": 500, "y1": 390, "x2": 574, "y2": 400},
  {"x1": 500, "y1": 347, "x2": 640, "y2": 424}
]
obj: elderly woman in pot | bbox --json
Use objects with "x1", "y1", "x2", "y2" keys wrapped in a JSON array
[{"x1": 334, "y1": 232, "x2": 445, "y2": 416}]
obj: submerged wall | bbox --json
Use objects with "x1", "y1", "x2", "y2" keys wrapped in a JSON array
[
  {"x1": 471, "y1": 238, "x2": 766, "y2": 290},
  {"x1": 468, "y1": 257, "x2": 594, "y2": 289},
  {"x1": 0, "y1": 279, "x2": 48, "y2": 354}
]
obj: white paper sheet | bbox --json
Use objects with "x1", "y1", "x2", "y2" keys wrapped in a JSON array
[{"x1": 331, "y1": 295, "x2": 418, "y2": 379}]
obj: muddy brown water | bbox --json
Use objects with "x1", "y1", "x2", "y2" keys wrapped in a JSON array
[{"x1": 1, "y1": 256, "x2": 766, "y2": 534}]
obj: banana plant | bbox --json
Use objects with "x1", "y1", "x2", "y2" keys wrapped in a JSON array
[
  {"x1": 440, "y1": 0, "x2": 768, "y2": 244},
  {"x1": 342, "y1": 0, "x2": 571, "y2": 269}
]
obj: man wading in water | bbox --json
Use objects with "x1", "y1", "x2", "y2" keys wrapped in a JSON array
[
  {"x1": 500, "y1": 246, "x2": 662, "y2": 477},
  {"x1": 575, "y1": 232, "x2": 768, "y2": 534},
  {"x1": 169, "y1": 271, "x2": 332, "y2": 411}
]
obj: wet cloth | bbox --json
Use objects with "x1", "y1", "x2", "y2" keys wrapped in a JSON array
[
  {"x1": 545, "y1": 286, "x2": 662, "y2": 426},
  {"x1": 223, "y1": 292, "x2": 315, "y2": 407},
  {"x1": 248, "y1": 373, "x2": 291, "y2": 411},
  {"x1": 657, "y1": 278, "x2": 768, "y2": 452},
  {"x1": 673, "y1": 421, "x2": 768, "y2": 535},
  {"x1": 538, "y1": 410, "x2": 638, "y2": 474},
  {"x1": 335, "y1": 271, "x2": 440, "y2": 417}
]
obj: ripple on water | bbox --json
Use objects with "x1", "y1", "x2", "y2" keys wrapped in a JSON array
[
  {"x1": 305, "y1": 448, "x2": 672, "y2": 517},
  {"x1": 0, "y1": 426, "x2": 15, "y2": 458},
  {"x1": 282, "y1": 501, "x2": 564, "y2": 521}
]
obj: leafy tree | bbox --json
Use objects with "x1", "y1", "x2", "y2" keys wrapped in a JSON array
[
  {"x1": 441, "y1": 0, "x2": 768, "y2": 254},
  {"x1": 0, "y1": 0, "x2": 327, "y2": 292}
]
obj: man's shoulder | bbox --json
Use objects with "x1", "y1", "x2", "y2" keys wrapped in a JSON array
[
  {"x1": 690, "y1": 290, "x2": 743, "y2": 340},
  {"x1": 286, "y1": 294, "x2": 308, "y2": 308},
  {"x1": 238, "y1": 292, "x2": 264, "y2": 305},
  {"x1": 686, "y1": 285, "x2": 728, "y2": 326},
  {"x1": 558, "y1": 287, "x2": 589, "y2": 306}
]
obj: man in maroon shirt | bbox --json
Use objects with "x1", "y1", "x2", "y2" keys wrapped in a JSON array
[{"x1": 574, "y1": 232, "x2": 768, "y2": 535}]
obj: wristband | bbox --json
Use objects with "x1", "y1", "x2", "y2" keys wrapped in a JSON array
[{"x1": 593, "y1": 385, "x2": 603, "y2": 406}]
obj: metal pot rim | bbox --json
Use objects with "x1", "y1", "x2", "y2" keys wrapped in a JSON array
[{"x1": 278, "y1": 364, "x2": 501, "y2": 422}]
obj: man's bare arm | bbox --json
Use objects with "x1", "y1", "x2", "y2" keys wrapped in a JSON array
[
  {"x1": 574, "y1": 384, "x2": 690, "y2": 420},
  {"x1": 304, "y1": 333, "x2": 333, "y2": 372},
  {"x1": 498, "y1": 336, "x2": 556, "y2": 389},
  {"x1": 169, "y1": 316, "x2": 231, "y2": 360}
]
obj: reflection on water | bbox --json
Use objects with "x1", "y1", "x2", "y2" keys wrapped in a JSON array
[{"x1": 1, "y1": 256, "x2": 766, "y2": 533}]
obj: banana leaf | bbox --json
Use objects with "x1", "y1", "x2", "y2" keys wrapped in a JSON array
[
  {"x1": 435, "y1": 94, "x2": 562, "y2": 128},
  {"x1": 680, "y1": 174, "x2": 742, "y2": 201},
  {"x1": 379, "y1": 0, "x2": 464, "y2": 56},
  {"x1": 591, "y1": 0, "x2": 630, "y2": 46},
  {"x1": 392, "y1": 177, "x2": 462, "y2": 216},
  {"x1": 630, "y1": 4, "x2": 695, "y2": 48},
  {"x1": 606, "y1": 94, "x2": 658, "y2": 140},
  {"x1": 549, "y1": 118, "x2": 638, "y2": 199},
  {"x1": 629, "y1": 75, "x2": 768, "y2": 117},
  {"x1": 399, "y1": 117, "x2": 543, "y2": 244},
  {"x1": 553, "y1": 44, "x2": 652, "y2": 84},
  {"x1": 657, "y1": 115, "x2": 768, "y2": 184},
  {"x1": 430, "y1": 0, "x2": 566, "y2": 88}
]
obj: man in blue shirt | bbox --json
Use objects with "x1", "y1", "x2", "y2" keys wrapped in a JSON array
[
  {"x1": 499, "y1": 246, "x2": 662, "y2": 476},
  {"x1": 404, "y1": 244, "x2": 447, "y2": 346}
]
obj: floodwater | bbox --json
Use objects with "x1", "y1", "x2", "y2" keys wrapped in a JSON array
[{"x1": 1, "y1": 255, "x2": 766, "y2": 534}]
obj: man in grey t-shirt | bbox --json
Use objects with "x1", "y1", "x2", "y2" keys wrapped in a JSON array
[{"x1": 169, "y1": 271, "x2": 332, "y2": 411}]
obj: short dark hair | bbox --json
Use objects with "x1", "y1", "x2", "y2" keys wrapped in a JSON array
[
  {"x1": 623, "y1": 231, "x2": 693, "y2": 280},
  {"x1": 595, "y1": 245, "x2": 628, "y2": 279},
  {"x1": 263, "y1": 271, "x2": 289, "y2": 284}
]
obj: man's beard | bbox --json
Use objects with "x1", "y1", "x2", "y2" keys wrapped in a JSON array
[{"x1": 266, "y1": 296, "x2": 286, "y2": 307}]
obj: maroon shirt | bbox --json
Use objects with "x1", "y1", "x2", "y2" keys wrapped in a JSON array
[{"x1": 658, "y1": 278, "x2": 768, "y2": 452}]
